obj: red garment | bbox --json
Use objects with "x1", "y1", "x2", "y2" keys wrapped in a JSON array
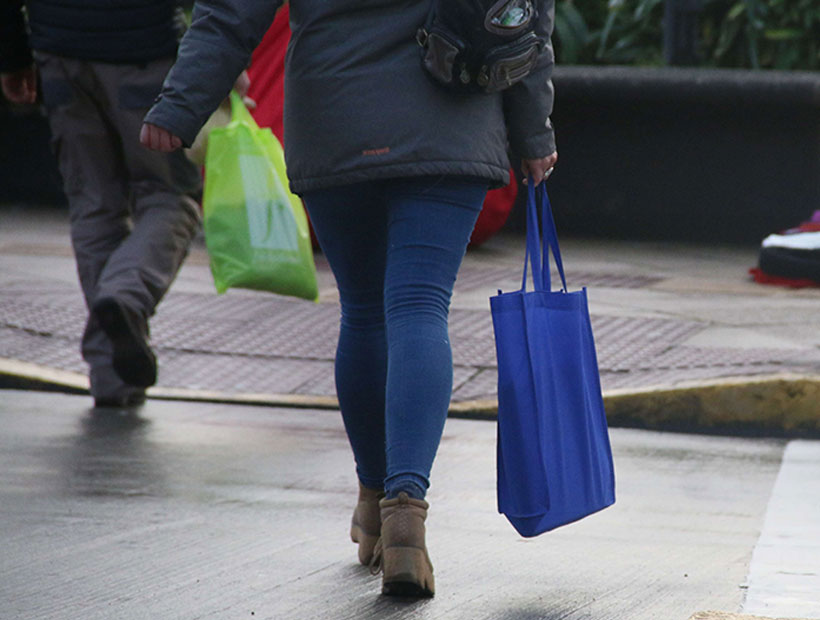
[
  {"x1": 245, "y1": 5, "x2": 516, "y2": 247},
  {"x1": 470, "y1": 169, "x2": 517, "y2": 246},
  {"x1": 749, "y1": 268, "x2": 820, "y2": 289},
  {"x1": 246, "y1": 5, "x2": 290, "y2": 142}
]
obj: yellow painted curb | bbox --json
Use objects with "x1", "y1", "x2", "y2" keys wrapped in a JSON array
[
  {"x1": 0, "y1": 358, "x2": 88, "y2": 392},
  {"x1": 451, "y1": 374, "x2": 820, "y2": 434},
  {"x1": 688, "y1": 611, "x2": 810, "y2": 620},
  {"x1": 0, "y1": 358, "x2": 342, "y2": 410},
  {"x1": 2, "y1": 357, "x2": 818, "y2": 435},
  {"x1": 148, "y1": 386, "x2": 340, "y2": 410},
  {"x1": 603, "y1": 374, "x2": 820, "y2": 434}
]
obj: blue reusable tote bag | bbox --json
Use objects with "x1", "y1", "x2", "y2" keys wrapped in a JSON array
[{"x1": 490, "y1": 181, "x2": 615, "y2": 537}]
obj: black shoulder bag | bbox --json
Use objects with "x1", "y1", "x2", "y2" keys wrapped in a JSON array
[{"x1": 416, "y1": 0, "x2": 546, "y2": 94}]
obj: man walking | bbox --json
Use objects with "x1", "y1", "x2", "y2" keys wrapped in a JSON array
[{"x1": 1, "y1": 1, "x2": 202, "y2": 407}]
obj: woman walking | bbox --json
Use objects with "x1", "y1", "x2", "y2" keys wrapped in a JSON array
[{"x1": 141, "y1": 0, "x2": 557, "y2": 598}]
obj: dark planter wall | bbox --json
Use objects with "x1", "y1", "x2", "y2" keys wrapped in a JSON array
[
  {"x1": 544, "y1": 66, "x2": 820, "y2": 244},
  {"x1": 2, "y1": 67, "x2": 819, "y2": 244}
]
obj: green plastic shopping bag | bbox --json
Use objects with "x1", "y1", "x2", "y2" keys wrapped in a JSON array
[{"x1": 202, "y1": 91, "x2": 319, "y2": 301}]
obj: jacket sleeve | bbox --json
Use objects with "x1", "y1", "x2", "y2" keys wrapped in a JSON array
[
  {"x1": 0, "y1": 0, "x2": 34, "y2": 73},
  {"x1": 144, "y1": 0, "x2": 284, "y2": 147},
  {"x1": 502, "y1": 0, "x2": 556, "y2": 160}
]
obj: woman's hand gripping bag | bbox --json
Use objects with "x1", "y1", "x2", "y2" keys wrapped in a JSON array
[
  {"x1": 491, "y1": 181, "x2": 615, "y2": 537},
  {"x1": 202, "y1": 91, "x2": 319, "y2": 301}
]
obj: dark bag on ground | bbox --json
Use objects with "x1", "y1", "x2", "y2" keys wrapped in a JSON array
[
  {"x1": 758, "y1": 211, "x2": 820, "y2": 283},
  {"x1": 417, "y1": 0, "x2": 547, "y2": 94},
  {"x1": 490, "y1": 181, "x2": 616, "y2": 537}
]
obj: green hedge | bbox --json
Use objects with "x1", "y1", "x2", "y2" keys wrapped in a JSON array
[{"x1": 554, "y1": 0, "x2": 820, "y2": 70}]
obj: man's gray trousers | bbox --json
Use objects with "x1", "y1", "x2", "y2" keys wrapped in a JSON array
[{"x1": 35, "y1": 52, "x2": 201, "y2": 402}]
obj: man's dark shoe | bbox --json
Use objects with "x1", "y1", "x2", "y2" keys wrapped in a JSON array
[
  {"x1": 92, "y1": 297, "x2": 157, "y2": 387},
  {"x1": 93, "y1": 391, "x2": 147, "y2": 409}
]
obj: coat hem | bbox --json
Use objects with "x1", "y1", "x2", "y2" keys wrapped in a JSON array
[{"x1": 289, "y1": 160, "x2": 510, "y2": 195}]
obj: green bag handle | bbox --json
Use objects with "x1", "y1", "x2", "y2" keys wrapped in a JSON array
[{"x1": 228, "y1": 90, "x2": 259, "y2": 130}]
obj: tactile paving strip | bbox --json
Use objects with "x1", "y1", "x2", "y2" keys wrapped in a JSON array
[
  {"x1": 0, "y1": 281, "x2": 814, "y2": 402},
  {"x1": 158, "y1": 350, "x2": 334, "y2": 395},
  {"x1": 454, "y1": 264, "x2": 664, "y2": 291}
]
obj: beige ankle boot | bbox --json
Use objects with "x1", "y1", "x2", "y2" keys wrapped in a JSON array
[
  {"x1": 350, "y1": 483, "x2": 385, "y2": 565},
  {"x1": 370, "y1": 492, "x2": 434, "y2": 598}
]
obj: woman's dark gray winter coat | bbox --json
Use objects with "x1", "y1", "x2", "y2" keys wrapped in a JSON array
[{"x1": 144, "y1": 0, "x2": 557, "y2": 194}]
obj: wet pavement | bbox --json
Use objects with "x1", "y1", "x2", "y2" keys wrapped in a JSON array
[
  {"x1": 3, "y1": 389, "x2": 816, "y2": 620},
  {"x1": 2, "y1": 205, "x2": 820, "y2": 618}
]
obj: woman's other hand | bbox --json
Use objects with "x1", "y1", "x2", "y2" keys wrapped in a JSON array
[
  {"x1": 521, "y1": 151, "x2": 558, "y2": 185},
  {"x1": 139, "y1": 122, "x2": 182, "y2": 151},
  {"x1": 234, "y1": 69, "x2": 256, "y2": 109}
]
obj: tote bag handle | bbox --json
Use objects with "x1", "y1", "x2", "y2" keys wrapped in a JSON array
[{"x1": 522, "y1": 179, "x2": 568, "y2": 293}]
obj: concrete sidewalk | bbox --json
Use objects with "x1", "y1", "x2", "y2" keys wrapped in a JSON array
[
  {"x1": 1, "y1": 204, "x2": 819, "y2": 435},
  {"x1": 1, "y1": 389, "x2": 814, "y2": 620}
]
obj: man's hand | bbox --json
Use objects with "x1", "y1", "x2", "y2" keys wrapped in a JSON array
[
  {"x1": 139, "y1": 122, "x2": 182, "y2": 152},
  {"x1": 521, "y1": 151, "x2": 558, "y2": 186},
  {"x1": 1, "y1": 64, "x2": 38, "y2": 104}
]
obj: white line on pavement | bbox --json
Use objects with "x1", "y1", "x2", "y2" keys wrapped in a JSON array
[{"x1": 742, "y1": 440, "x2": 820, "y2": 619}]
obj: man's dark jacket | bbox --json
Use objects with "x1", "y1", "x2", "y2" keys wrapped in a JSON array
[{"x1": 0, "y1": 0, "x2": 184, "y2": 72}]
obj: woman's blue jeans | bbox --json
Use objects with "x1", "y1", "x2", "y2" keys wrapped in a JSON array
[{"x1": 303, "y1": 176, "x2": 487, "y2": 499}]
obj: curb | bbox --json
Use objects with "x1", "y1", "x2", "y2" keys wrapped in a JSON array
[
  {"x1": 602, "y1": 374, "x2": 820, "y2": 437},
  {"x1": 455, "y1": 374, "x2": 820, "y2": 436},
  {"x1": 687, "y1": 612, "x2": 811, "y2": 620},
  {"x1": 146, "y1": 386, "x2": 340, "y2": 410},
  {"x1": 0, "y1": 358, "x2": 341, "y2": 410},
  {"x1": 0, "y1": 359, "x2": 88, "y2": 394},
  {"x1": 2, "y1": 358, "x2": 818, "y2": 436}
]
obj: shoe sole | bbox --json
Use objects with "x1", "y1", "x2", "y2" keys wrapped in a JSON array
[
  {"x1": 94, "y1": 395, "x2": 146, "y2": 409},
  {"x1": 94, "y1": 298, "x2": 157, "y2": 387},
  {"x1": 382, "y1": 580, "x2": 434, "y2": 598},
  {"x1": 380, "y1": 547, "x2": 434, "y2": 598}
]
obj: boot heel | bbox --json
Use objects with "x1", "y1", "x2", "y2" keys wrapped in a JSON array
[
  {"x1": 381, "y1": 546, "x2": 434, "y2": 598},
  {"x1": 376, "y1": 492, "x2": 435, "y2": 597}
]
